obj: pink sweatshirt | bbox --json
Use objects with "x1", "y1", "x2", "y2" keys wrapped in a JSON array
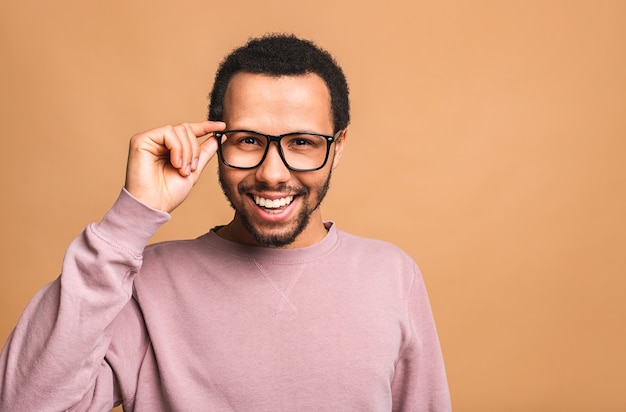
[{"x1": 0, "y1": 189, "x2": 451, "y2": 411}]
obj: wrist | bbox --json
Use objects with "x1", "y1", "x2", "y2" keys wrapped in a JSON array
[{"x1": 92, "y1": 188, "x2": 171, "y2": 255}]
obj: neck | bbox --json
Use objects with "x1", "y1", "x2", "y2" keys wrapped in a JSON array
[{"x1": 216, "y1": 211, "x2": 328, "y2": 249}]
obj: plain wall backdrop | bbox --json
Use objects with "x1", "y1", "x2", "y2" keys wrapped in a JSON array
[{"x1": 1, "y1": 1, "x2": 625, "y2": 411}]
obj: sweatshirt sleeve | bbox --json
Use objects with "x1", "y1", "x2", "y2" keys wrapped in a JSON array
[
  {"x1": 391, "y1": 264, "x2": 452, "y2": 412},
  {"x1": 0, "y1": 189, "x2": 169, "y2": 411}
]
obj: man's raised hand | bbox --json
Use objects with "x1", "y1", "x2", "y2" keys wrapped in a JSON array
[{"x1": 124, "y1": 121, "x2": 225, "y2": 213}]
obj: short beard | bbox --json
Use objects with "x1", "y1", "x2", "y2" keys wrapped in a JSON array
[{"x1": 219, "y1": 168, "x2": 332, "y2": 248}]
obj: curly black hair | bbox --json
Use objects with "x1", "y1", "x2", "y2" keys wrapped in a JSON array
[{"x1": 208, "y1": 34, "x2": 350, "y2": 133}]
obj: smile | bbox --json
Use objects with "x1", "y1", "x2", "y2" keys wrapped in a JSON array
[{"x1": 253, "y1": 195, "x2": 295, "y2": 209}]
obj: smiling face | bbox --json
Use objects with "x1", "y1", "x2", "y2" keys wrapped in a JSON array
[{"x1": 216, "y1": 72, "x2": 347, "y2": 248}]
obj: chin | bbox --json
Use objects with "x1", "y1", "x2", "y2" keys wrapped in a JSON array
[{"x1": 241, "y1": 213, "x2": 310, "y2": 248}]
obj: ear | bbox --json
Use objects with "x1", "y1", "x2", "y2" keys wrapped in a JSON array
[{"x1": 331, "y1": 129, "x2": 348, "y2": 170}]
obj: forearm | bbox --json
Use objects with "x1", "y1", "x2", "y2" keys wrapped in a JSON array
[{"x1": 0, "y1": 189, "x2": 169, "y2": 410}]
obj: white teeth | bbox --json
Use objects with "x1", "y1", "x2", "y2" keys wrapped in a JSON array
[{"x1": 254, "y1": 195, "x2": 294, "y2": 209}]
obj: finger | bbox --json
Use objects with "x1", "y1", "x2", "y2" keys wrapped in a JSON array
[
  {"x1": 158, "y1": 125, "x2": 185, "y2": 171},
  {"x1": 172, "y1": 124, "x2": 193, "y2": 176},
  {"x1": 187, "y1": 120, "x2": 226, "y2": 138},
  {"x1": 159, "y1": 125, "x2": 193, "y2": 174},
  {"x1": 150, "y1": 125, "x2": 181, "y2": 169},
  {"x1": 131, "y1": 121, "x2": 224, "y2": 175},
  {"x1": 183, "y1": 123, "x2": 201, "y2": 172},
  {"x1": 195, "y1": 133, "x2": 219, "y2": 173},
  {"x1": 183, "y1": 121, "x2": 224, "y2": 173}
]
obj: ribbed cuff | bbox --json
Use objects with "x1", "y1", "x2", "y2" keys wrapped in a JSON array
[{"x1": 92, "y1": 188, "x2": 171, "y2": 256}]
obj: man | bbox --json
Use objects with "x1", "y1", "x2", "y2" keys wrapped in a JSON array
[{"x1": 0, "y1": 34, "x2": 450, "y2": 411}]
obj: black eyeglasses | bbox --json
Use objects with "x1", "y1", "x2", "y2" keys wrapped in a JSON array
[{"x1": 214, "y1": 129, "x2": 343, "y2": 172}]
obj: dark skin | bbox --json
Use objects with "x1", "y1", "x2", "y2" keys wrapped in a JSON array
[{"x1": 124, "y1": 72, "x2": 347, "y2": 249}]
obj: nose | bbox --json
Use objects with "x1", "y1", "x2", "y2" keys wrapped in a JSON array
[{"x1": 255, "y1": 143, "x2": 291, "y2": 185}]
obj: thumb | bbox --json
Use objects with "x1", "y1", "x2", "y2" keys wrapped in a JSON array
[{"x1": 194, "y1": 134, "x2": 219, "y2": 176}]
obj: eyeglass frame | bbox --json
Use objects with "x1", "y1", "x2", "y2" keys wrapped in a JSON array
[{"x1": 213, "y1": 129, "x2": 345, "y2": 172}]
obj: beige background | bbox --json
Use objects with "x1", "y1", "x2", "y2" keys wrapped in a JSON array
[{"x1": 1, "y1": 1, "x2": 625, "y2": 411}]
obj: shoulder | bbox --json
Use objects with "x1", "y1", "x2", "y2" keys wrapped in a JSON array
[
  {"x1": 335, "y1": 229, "x2": 415, "y2": 263},
  {"x1": 330, "y1": 229, "x2": 426, "y2": 307},
  {"x1": 143, "y1": 232, "x2": 212, "y2": 259},
  {"x1": 142, "y1": 239, "x2": 192, "y2": 261},
  {"x1": 333, "y1": 229, "x2": 421, "y2": 287},
  {"x1": 137, "y1": 235, "x2": 215, "y2": 278}
]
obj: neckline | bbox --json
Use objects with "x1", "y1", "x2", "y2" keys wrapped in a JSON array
[{"x1": 199, "y1": 221, "x2": 339, "y2": 264}]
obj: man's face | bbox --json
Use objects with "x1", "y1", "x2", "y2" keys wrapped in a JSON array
[{"x1": 217, "y1": 72, "x2": 346, "y2": 248}]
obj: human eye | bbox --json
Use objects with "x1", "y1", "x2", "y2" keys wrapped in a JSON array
[
  {"x1": 227, "y1": 132, "x2": 265, "y2": 149},
  {"x1": 242, "y1": 136, "x2": 260, "y2": 145},
  {"x1": 284, "y1": 134, "x2": 323, "y2": 149}
]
